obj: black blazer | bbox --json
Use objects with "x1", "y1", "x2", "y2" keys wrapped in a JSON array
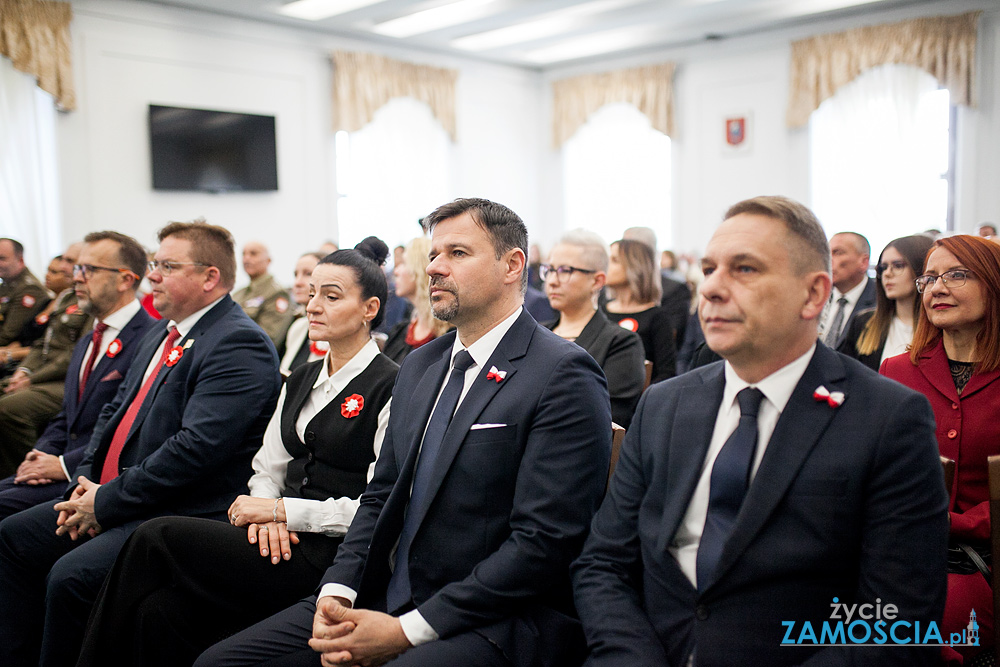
[
  {"x1": 837, "y1": 308, "x2": 884, "y2": 372},
  {"x1": 323, "y1": 308, "x2": 612, "y2": 667},
  {"x1": 573, "y1": 344, "x2": 948, "y2": 666},
  {"x1": 544, "y1": 310, "x2": 645, "y2": 428}
]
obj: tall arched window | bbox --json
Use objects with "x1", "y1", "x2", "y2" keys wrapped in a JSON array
[
  {"x1": 810, "y1": 64, "x2": 951, "y2": 256},
  {"x1": 563, "y1": 102, "x2": 672, "y2": 248},
  {"x1": 336, "y1": 97, "x2": 452, "y2": 249}
]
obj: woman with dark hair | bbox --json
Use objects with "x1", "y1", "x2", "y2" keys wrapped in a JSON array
[
  {"x1": 601, "y1": 239, "x2": 676, "y2": 384},
  {"x1": 383, "y1": 236, "x2": 450, "y2": 363},
  {"x1": 839, "y1": 234, "x2": 934, "y2": 371},
  {"x1": 77, "y1": 238, "x2": 399, "y2": 667},
  {"x1": 279, "y1": 251, "x2": 325, "y2": 374},
  {"x1": 881, "y1": 234, "x2": 1000, "y2": 665}
]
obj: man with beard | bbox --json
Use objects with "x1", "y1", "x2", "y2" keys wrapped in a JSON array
[{"x1": 197, "y1": 198, "x2": 611, "y2": 667}]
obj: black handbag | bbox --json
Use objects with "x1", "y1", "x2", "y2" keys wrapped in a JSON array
[{"x1": 947, "y1": 540, "x2": 991, "y2": 584}]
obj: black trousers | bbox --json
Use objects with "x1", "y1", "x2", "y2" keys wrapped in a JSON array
[
  {"x1": 77, "y1": 516, "x2": 335, "y2": 667},
  {"x1": 0, "y1": 501, "x2": 143, "y2": 667},
  {"x1": 0, "y1": 473, "x2": 69, "y2": 521},
  {"x1": 193, "y1": 597, "x2": 509, "y2": 667}
]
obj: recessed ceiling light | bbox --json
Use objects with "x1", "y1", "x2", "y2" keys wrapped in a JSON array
[
  {"x1": 452, "y1": 0, "x2": 641, "y2": 51},
  {"x1": 372, "y1": 0, "x2": 499, "y2": 38},
  {"x1": 277, "y1": 0, "x2": 385, "y2": 21}
]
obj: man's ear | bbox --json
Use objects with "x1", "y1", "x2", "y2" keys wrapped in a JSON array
[
  {"x1": 592, "y1": 271, "x2": 607, "y2": 293},
  {"x1": 202, "y1": 266, "x2": 222, "y2": 293},
  {"x1": 504, "y1": 248, "x2": 526, "y2": 287},
  {"x1": 802, "y1": 270, "x2": 832, "y2": 320}
]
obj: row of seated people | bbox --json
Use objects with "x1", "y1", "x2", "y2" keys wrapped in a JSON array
[{"x1": 0, "y1": 196, "x2": 994, "y2": 666}]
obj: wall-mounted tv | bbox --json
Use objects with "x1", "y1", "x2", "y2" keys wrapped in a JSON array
[{"x1": 148, "y1": 104, "x2": 278, "y2": 193}]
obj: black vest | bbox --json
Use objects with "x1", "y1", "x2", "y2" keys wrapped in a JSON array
[{"x1": 279, "y1": 352, "x2": 398, "y2": 570}]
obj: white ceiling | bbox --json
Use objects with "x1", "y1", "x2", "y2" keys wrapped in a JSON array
[{"x1": 138, "y1": 0, "x2": 941, "y2": 69}]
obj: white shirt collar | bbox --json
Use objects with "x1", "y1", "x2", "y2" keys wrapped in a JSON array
[
  {"x1": 98, "y1": 299, "x2": 141, "y2": 333},
  {"x1": 168, "y1": 295, "x2": 226, "y2": 340},
  {"x1": 449, "y1": 307, "x2": 523, "y2": 371},
  {"x1": 313, "y1": 338, "x2": 381, "y2": 390},
  {"x1": 832, "y1": 277, "x2": 868, "y2": 305},
  {"x1": 722, "y1": 343, "x2": 817, "y2": 416}
]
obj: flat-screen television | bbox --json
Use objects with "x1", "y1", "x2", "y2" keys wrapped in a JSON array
[{"x1": 148, "y1": 104, "x2": 278, "y2": 192}]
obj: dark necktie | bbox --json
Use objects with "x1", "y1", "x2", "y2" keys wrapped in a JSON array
[
  {"x1": 100, "y1": 326, "x2": 180, "y2": 484},
  {"x1": 696, "y1": 387, "x2": 764, "y2": 591},
  {"x1": 824, "y1": 296, "x2": 848, "y2": 347},
  {"x1": 386, "y1": 349, "x2": 475, "y2": 612},
  {"x1": 79, "y1": 322, "x2": 109, "y2": 400}
]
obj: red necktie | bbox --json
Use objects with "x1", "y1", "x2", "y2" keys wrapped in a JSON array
[
  {"x1": 100, "y1": 326, "x2": 180, "y2": 483},
  {"x1": 79, "y1": 322, "x2": 109, "y2": 401}
]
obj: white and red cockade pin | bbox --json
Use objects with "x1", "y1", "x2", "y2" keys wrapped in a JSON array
[
  {"x1": 618, "y1": 318, "x2": 639, "y2": 333},
  {"x1": 65, "y1": 304, "x2": 79, "y2": 315},
  {"x1": 106, "y1": 339, "x2": 123, "y2": 358},
  {"x1": 813, "y1": 385, "x2": 844, "y2": 408},
  {"x1": 310, "y1": 341, "x2": 328, "y2": 357},
  {"x1": 341, "y1": 394, "x2": 364, "y2": 418},
  {"x1": 164, "y1": 346, "x2": 184, "y2": 367},
  {"x1": 486, "y1": 366, "x2": 507, "y2": 383},
  {"x1": 22, "y1": 295, "x2": 36, "y2": 308}
]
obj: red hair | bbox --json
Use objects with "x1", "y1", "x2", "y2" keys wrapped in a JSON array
[{"x1": 910, "y1": 235, "x2": 1000, "y2": 372}]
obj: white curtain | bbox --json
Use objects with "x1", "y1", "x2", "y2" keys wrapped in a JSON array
[
  {"x1": 563, "y1": 102, "x2": 672, "y2": 249},
  {"x1": 810, "y1": 63, "x2": 949, "y2": 256},
  {"x1": 336, "y1": 97, "x2": 452, "y2": 251},
  {"x1": 0, "y1": 55, "x2": 62, "y2": 275}
]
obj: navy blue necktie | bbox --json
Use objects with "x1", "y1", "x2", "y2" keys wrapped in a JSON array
[
  {"x1": 386, "y1": 349, "x2": 475, "y2": 613},
  {"x1": 696, "y1": 387, "x2": 764, "y2": 591}
]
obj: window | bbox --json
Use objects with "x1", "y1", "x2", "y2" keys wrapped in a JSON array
[
  {"x1": 562, "y1": 102, "x2": 672, "y2": 248},
  {"x1": 810, "y1": 64, "x2": 952, "y2": 257},
  {"x1": 335, "y1": 97, "x2": 452, "y2": 250}
]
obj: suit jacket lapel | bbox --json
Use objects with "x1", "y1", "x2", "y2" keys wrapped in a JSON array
[
  {"x1": 405, "y1": 310, "x2": 533, "y2": 532},
  {"x1": 708, "y1": 345, "x2": 845, "y2": 589},
  {"x1": 656, "y1": 365, "x2": 725, "y2": 554}
]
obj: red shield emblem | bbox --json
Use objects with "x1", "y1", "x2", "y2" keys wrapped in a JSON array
[{"x1": 726, "y1": 117, "x2": 746, "y2": 146}]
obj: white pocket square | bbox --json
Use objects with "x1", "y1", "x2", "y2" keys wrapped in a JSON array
[{"x1": 470, "y1": 423, "x2": 507, "y2": 430}]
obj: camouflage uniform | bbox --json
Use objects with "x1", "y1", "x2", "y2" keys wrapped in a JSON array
[
  {"x1": 233, "y1": 273, "x2": 293, "y2": 348},
  {"x1": 0, "y1": 268, "x2": 50, "y2": 347}
]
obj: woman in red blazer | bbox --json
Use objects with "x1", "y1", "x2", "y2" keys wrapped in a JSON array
[{"x1": 881, "y1": 234, "x2": 1000, "y2": 665}]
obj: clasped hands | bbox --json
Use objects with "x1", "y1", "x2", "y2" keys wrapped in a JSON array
[
  {"x1": 309, "y1": 596, "x2": 412, "y2": 667},
  {"x1": 15, "y1": 450, "x2": 67, "y2": 486},
  {"x1": 53, "y1": 476, "x2": 102, "y2": 540},
  {"x1": 228, "y1": 495, "x2": 299, "y2": 565}
]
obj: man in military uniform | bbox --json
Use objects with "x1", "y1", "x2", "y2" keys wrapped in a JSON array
[
  {"x1": 0, "y1": 248, "x2": 93, "y2": 476},
  {"x1": 232, "y1": 240, "x2": 292, "y2": 347},
  {"x1": 0, "y1": 239, "x2": 50, "y2": 350}
]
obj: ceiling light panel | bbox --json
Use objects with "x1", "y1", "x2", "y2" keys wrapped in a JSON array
[
  {"x1": 277, "y1": 0, "x2": 386, "y2": 21},
  {"x1": 372, "y1": 0, "x2": 501, "y2": 38}
]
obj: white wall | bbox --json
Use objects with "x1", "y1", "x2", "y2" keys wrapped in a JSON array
[
  {"x1": 543, "y1": 0, "x2": 1000, "y2": 257},
  {"x1": 60, "y1": 0, "x2": 545, "y2": 284}
]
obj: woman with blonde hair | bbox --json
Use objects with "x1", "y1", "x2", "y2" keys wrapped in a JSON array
[
  {"x1": 383, "y1": 236, "x2": 450, "y2": 363},
  {"x1": 602, "y1": 239, "x2": 676, "y2": 384},
  {"x1": 840, "y1": 234, "x2": 934, "y2": 371}
]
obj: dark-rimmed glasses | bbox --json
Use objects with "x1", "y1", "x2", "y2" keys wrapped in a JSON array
[
  {"x1": 148, "y1": 260, "x2": 210, "y2": 276},
  {"x1": 915, "y1": 269, "x2": 973, "y2": 294},
  {"x1": 876, "y1": 260, "x2": 908, "y2": 275},
  {"x1": 539, "y1": 264, "x2": 596, "y2": 281},
  {"x1": 73, "y1": 264, "x2": 140, "y2": 281}
]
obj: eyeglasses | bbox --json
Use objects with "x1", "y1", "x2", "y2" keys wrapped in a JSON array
[
  {"x1": 876, "y1": 260, "x2": 909, "y2": 275},
  {"x1": 73, "y1": 264, "x2": 139, "y2": 281},
  {"x1": 539, "y1": 264, "x2": 596, "y2": 281},
  {"x1": 148, "y1": 260, "x2": 209, "y2": 276},
  {"x1": 915, "y1": 269, "x2": 973, "y2": 294}
]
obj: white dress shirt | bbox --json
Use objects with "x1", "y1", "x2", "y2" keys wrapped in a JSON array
[
  {"x1": 248, "y1": 338, "x2": 390, "y2": 534},
  {"x1": 139, "y1": 295, "x2": 226, "y2": 383},
  {"x1": 669, "y1": 344, "x2": 816, "y2": 588},
  {"x1": 319, "y1": 307, "x2": 524, "y2": 647},
  {"x1": 880, "y1": 316, "x2": 913, "y2": 365}
]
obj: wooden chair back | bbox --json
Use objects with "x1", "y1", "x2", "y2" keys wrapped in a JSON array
[
  {"x1": 643, "y1": 360, "x2": 653, "y2": 391},
  {"x1": 941, "y1": 456, "x2": 956, "y2": 497},
  {"x1": 987, "y1": 454, "x2": 1000, "y2": 659},
  {"x1": 608, "y1": 423, "x2": 626, "y2": 489}
]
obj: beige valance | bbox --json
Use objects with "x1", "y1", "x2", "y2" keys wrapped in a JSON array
[
  {"x1": 551, "y1": 63, "x2": 674, "y2": 148},
  {"x1": 788, "y1": 12, "x2": 980, "y2": 128},
  {"x1": 0, "y1": 0, "x2": 74, "y2": 110},
  {"x1": 332, "y1": 51, "x2": 457, "y2": 141}
]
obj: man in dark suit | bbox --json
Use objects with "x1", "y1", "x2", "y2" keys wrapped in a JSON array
[
  {"x1": 197, "y1": 198, "x2": 611, "y2": 667},
  {"x1": 0, "y1": 231, "x2": 156, "y2": 519},
  {"x1": 572, "y1": 196, "x2": 948, "y2": 666},
  {"x1": 0, "y1": 220, "x2": 282, "y2": 667},
  {"x1": 820, "y1": 231, "x2": 876, "y2": 349}
]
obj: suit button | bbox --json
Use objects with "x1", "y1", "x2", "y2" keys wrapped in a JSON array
[
  {"x1": 307, "y1": 453, "x2": 314, "y2": 461},
  {"x1": 70, "y1": 433, "x2": 77, "y2": 440},
  {"x1": 302, "y1": 476, "x2": 309, "y2": 486},
  {"x1": 696, "y1": 605, "x2": 709, "y2": 621},
  {"x1": 947, "y1": 429, "x2": 958, "y2": 439},
  {"x1": 306, "y1": 431, "x2": 316, "y2": 443},
  {"x1": 952, "y1": 403, "x2": 959, "y2": 410}
]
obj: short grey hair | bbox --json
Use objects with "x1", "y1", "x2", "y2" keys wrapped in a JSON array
[{"x1": 555, "y1": 229, "x2": 609, "y2": 272}]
